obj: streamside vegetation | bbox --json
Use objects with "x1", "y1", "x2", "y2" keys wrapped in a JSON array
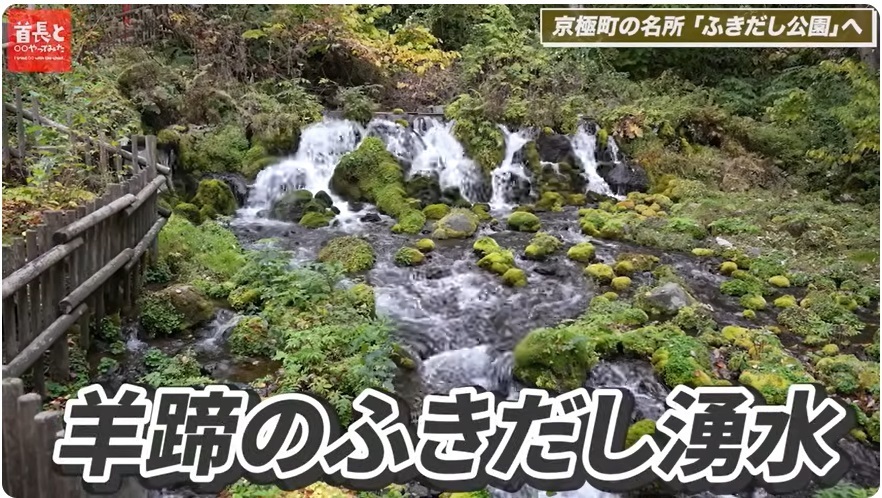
[{"x1": 3, "y1": 5, "x2": 879, "y2": 498}]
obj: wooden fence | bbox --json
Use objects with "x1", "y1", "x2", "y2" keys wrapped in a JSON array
[
  {"x1": 2, "y1": 378, "x2": 147, "y2": 498},
  {"x1": 2, "y1": 94, "x2": 168, "y2": 496}
]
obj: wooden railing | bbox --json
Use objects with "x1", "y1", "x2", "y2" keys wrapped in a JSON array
[
  {"x1": 1, "y1": 92, "x2": 173, "y2": 384},
  {"x1": 2, "y1": 93, "x2": 168, "y2": 496},
  {"x1": 1, "y1": 378, "x2": 148, "y2": 498}
]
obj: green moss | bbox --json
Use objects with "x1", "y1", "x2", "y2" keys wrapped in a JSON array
[
  {"x1": 613, "y1": 260, "x2": 634, "y2": 276},
  {"x1": 625, "y1": 420, "x2": 656, "y2": 448},
  {"x1": 317, "y1": 236, "x2": 375, "y2": 273},
  {"x1": 228, "y1": 316, "x2": 273, "y2": 357},
  {"x1": 821, "y1": 344, "x2": 840, "y2": 356},
  {"x1": 330, "y1": 137, "x2": 424, "y2": 233},
  {"x1": 173, "y1": 202, "x2": 202, "y2": 225},
  {"x1": 691, "y1": 248, "x2": 715, "y2": 257},
  {"x1": 611, "y1": 276, "x2": 632, "y2": 291},
  {"x1": 432, "y1": 208, "x2": 479, "y2": 239},
  {"x1": 477, "y1": 250, "x2": 515, "y2": 276},
  {"x1": 768, "y1": 275, "x2": 791, "y2": 288},
  {"x1": 507, "y1": 211, "x2": 541, "y2": 232},
  {"x1": 178, "y1": 124, "x2": 250, "y2": 175},
  {"x1": 740, "y1": 294, "x2": 767, "y2": 311},
  {"x1": 423, "y1": 203, "x2": 451, "y2": 220},
  {"x1": 602, "y1": 291, "x2": 619, "y2": 300},
  {"x1": 395, "y1": 119, "x2": 409, "y2": 127},
  {"x1": 535, "y1": 191, "x2": 564, "y2": 212},
  {"x1": 774, "y1": 295, "x2": 797, "y2": 308},
  {"x1": 471, "y1": 204, "x2": 492, "y2": 222},
  {"x1": 473, "y1": 236, "x2": 501, "y2": 256},
  {"x1": 241, "y1": 145, "x2": 275, "y2": 180},
  {"x1": 743, "y1": 309, "x2": 757, "y2": 319},
  {"x1": 513, "y1": 325, "x2": 599, "y2": 391},
  {"x1": 720, "y1": 261, "x2": 738, "y2": 275},
  {"x1": 345, "y1": 283, "x2": 376, "y2": 317},
  {"x1": 566, "y1": 194, "x2": 587, "y2": 206},
  {"x1": 502, "y1": 268, "x2": 527, "y2": 287},
  {"x1": 524, "y1": 232, "x2": 562, "y2": 261},
  {"x1": 651, "y1": 335, "x2": 716, "y2": 387},
  {"x1": 616, "y1": 253, "x2": 660, "y2": 272},
  {"x1": 299, "y1": 211, "x2": 334, "y2": 228},
  {"x1": 394, "y1": 247, "x2": 425, "y2": 267},
  {"x1": 672, "y1": 305, "x2": 716, "y2": 334},
  {"x1": 192, "y1": 179, "x2": 237, "y2": 219},
  {"x1": 567, "y1": 242, "x2": 596, "y2": 263},
  {"x1": 814, "y1": 355, "x2": 879, "y2": 397},
  {"x1": 720, "y1": 273, "x2": 766, "y2": 297},
  {"x1": 585, "y1": 263, "x2": 614, "y2": 283},
  {"x1": 415, "y1": 238, "x2": 435, "y2": 253}
]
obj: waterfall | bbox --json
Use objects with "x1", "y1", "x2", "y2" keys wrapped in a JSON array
[
  {"x1": 569, "y1": 125, "x2": 616, "y2": 198},
  {"x1": 409, "y1": 117, "x2": 486, "y2": 202},
  {"x1": 243, "y1": 118, "x2": 365, "y2": 221},
  {"x1": 489, "y1": 126, "x2": 533, "y2": 211}
]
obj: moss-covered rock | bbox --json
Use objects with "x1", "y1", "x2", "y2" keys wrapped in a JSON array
[
  {"x1": 473, "y1": 236, "x2": 501, "y2": 256},
  {"x1": 507, "y1": 211, "x2": 541, "y2": 232},
  {"x1": 415, "y1": 238, "x2": 435, "y2": 253},
  {"x1": 611, "y1": 276, "x2": 632, "y2": 291},
  {"x1": 317, "y1": 236, "x2": 375, "y2": 273},
  {"x1": 270, "y1": 189, "x2": 314, "y2": 222},
  {"x1": 192, "y1": 179, "x2": 237, "y2": 219},
  {"x1": 567, "y1": 242, "x2": 596, "y2": 263},
  {"x1": 740, "y1": 294, "x2": 767, "y2": 311},
  {"x1": 768, "y1": 275, "x2": 791, "y2": 288},
  {"x1": 814, "y1": 355, "x2": 879, "y2": 397},
  {"x1": 345, "y1": 283, "x2": 376, "y2": 317},
  {"x1": 299, "y1": 211, "x2": 334, "y2": 228},
  {"x1": 602, "y1": 291, "x2": 619, "y2": 300},
  {"x1": 651, "y1": 335, "x2": 716, "y2": 387},
  {"x1": 585, "y1": 263, "x2": 614, "y2": 283},
  {"x1": 502, "y1": 268, "x2": 527, "y2": 288},
  {"x1": 743, "y1": 309, "x2": 757, "y2": 319},
  {"x1": 241, "y1": 145, "x2": 276, "y2": 180},
  {"x1": 720, "y1": 261, "x2": 738, "y2": 275},
  {"x1": 173, "y1": 202, "x2": 202, "y2": 225},
  {"x1": 625, "y1": 420, "x2": 656, "y2": 448},
  {"x1": 616, "y1": 253, "x2": 660, "y2": 272},
  {"x1": 394, "y1": 247, "x2": 425, "y2": 267},
  {"x1": 691, "y1": 248, "x2": 715, "y2": 257},
  {"x1": 153, "y1": 284, "x2": 214, "y2": 331},
  {"x1": 672, "y1": 305, "x2": 716, "y2": 334},
  {"x1": 330, "y1": 137, "x2": 424, "y2": 234},
  {"x1": 636, "y1": 282, "x2": 695, "y2": 316},
  {"x1": 513, "y1": 325, "x2": 600, "y2": 391},
  {"x1": 524, "y1": 232, "x2": 562, "y2": 260},
  {"x1": 821, "y1": 344, "x2": 840, "y2": 356},
  {"x1": 613, "y1": 260, "x2": 634, "y2": 276},
  {"x1": 423, "y1": 203, "x2": 451, "y2": 220},
  {"x1": 432, "y1": 208, "x2": 479, "y2": 239},
  {"x1": 228, "y1": 316, "x2": 272, "y2": 357},
  {"x1": 535, "y1": 191, "x2": 564, "y2": 212},
  {"x1": 477, "y1": 250, "x2": 516, "y2": 276}
]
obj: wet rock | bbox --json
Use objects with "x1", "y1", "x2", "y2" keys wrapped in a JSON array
[
  {"x1": 425, "y1": 267, "x2": 452, "y2": 280},
  {"x1": 405, "y1": 171, "x2": 442, "y2": 206},
  {"x1": 269, "y1": 189, "x2": 313, "y2": 222},
  {"x1": 535, "y1": 133, "x2": 579, "y2": 166},
  {"x1": 432, "y1": 208, "x2": 479, "y2": 239},
  {"x1": 314, "y1": 190, "x2": 334, "y2": 208},
  {"x1": 534, "y1": 265, "x2": 560, "y2": 277},
  {"x1": 602, "y1": 161, "x2": 650, "y2": 194},
  {"x1": 360, "y1": 212, "x2": 382, "y2": 223},
  {"x1": 640, "y1": 282, "x2": 695, "y2": 315},
  {"x1": 585, "y1": 190, "x2": 618, "y2": 205},
  {"x1": 348, "y1": 201, "x2": 365, "y2": 212}
]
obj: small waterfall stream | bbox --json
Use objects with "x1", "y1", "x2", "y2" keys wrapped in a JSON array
[
  {"x1": 409, "y1": 117, "x2": 486, "y2": 202},
  {"x1": 489, "y1": 126, "x2": 533, "y2": 211},
  {"x1": 570, "y1": 125, "x2": 616, "y2": 199}
]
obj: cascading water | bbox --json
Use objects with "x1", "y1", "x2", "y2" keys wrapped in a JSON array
[
  {"x1": 242, "y1": 118, "x2": 365, "y2": 223},
  {"x1": 569, "y1": 125, "x2": 617, "y2": 199},
  {"x1": 489, "y1": 126, "x2": 533, "y2": 211},
  {"x1": 409, "y1": 117, "x2": 487, "y2": 202}
]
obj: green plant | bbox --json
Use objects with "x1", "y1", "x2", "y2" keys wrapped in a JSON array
[{"x1": 139, "y1": 294, "x2": 184, "y2": 337}]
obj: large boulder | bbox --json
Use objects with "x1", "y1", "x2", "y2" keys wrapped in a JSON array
[
  {"x1": 192, "y1": 179, "x2": 237, "y2": 220},
  {"x1": 405, "y1": 171, "x2": 442, "y2": 206},
  {"x1": 206, "y1": 173, "x2": 249, "y2": 207},
  {"x1": 535, "y1": 133, "x2": 579, "y2": 166},
  {"x1": 154, "y1": 284, "x2": 214, "y2": 331},
  {"x1": 601, "y1": 162, "x2": 650, "y2": 195}
]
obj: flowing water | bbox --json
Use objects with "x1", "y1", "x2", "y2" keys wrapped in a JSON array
[
  {"x1": 138, "y1": 116, "x2": 878, "y2": 497},
  {"x1": 570, "y1": 125, "x2": 617, "y2": 199},
  {"x1": 489, "y1": 126, "x2": 534, "y2": 211}
]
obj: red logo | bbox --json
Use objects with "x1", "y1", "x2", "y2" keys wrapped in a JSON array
[{"x1": 6, "y1": 9, "x2": 72, "y2": 73}]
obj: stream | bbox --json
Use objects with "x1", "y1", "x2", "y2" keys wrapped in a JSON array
[{"x1": 128, "y1": 116, "x2": 878, "y2": 497}]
